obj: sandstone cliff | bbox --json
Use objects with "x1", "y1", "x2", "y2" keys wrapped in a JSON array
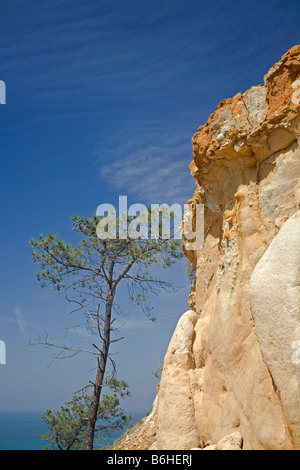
[{"x1": 116, "y1": 46, "x2": 300, "y2": 450}]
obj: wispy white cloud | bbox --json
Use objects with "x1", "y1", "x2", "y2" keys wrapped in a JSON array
[
  {"x1": 100, "y1": 131, "x2": 195, "y2": 204},
  {"x1": 13, "y1": 307, "x2": 30, "y2": 341}
]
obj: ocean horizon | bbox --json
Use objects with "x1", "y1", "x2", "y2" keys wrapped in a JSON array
[{"x1": 0, "y1": 410, "x2": 144, "y2": 450}]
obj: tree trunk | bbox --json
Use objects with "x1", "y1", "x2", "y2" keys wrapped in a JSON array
[{"x1": 85, "y1": 294, "x2": 113, "y2": 450}]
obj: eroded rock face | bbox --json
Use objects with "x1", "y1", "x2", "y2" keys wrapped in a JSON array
[
  {"x1": 249, "y1": 211, "x2": 300, "y2": 448},
  {"x1": 116, "y1": 46, "x2": 300, "y2": 451}
]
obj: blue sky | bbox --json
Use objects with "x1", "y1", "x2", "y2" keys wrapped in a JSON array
[{"x1": 0, "y1": 0, "x2": 299, "y2": 416}]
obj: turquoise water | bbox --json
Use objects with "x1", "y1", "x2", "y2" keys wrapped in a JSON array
[
  {"x1": 0, "y1": 412, "x2": 46, "y2": 450},
  {"x1": 0, "y1": 411, "x2": 144, "y2": 450}
]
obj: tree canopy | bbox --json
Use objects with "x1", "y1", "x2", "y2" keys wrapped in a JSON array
[
  {"x1": 40, "y1": 379, "x2": 132, "y2": 450},
  {"x1": 30, "y1": 211, "x2": 183, "y2": 449}
]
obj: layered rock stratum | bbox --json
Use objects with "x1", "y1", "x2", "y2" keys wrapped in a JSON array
[{"x1": 116, "y1": 46, "x2": 300, "y2": 450}]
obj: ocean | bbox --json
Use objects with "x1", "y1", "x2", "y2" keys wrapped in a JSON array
[
  {"x1": 0, "y1": 411, "x2": 144, "y2": 450},
  {"x1": 0, "y1": 412, "x2": 46, "y2": 450}
]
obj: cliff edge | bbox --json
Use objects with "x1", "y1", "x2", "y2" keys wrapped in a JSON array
[{"x1": 116, "y1": 46, "x2": 300, "y2": 450}]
